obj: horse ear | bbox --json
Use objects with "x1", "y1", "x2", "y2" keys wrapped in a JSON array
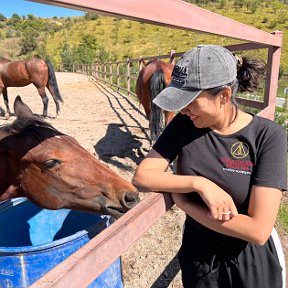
[{"x1": 14, "y1": 96, "x2": 34, "y2": 119}]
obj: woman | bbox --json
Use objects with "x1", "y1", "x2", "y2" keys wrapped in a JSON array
[{"x1": 132, "y1": 45, "x2": 287, "y2": 288}]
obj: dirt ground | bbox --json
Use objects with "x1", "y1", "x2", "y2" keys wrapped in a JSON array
[{"x1": 2, "y1": 72, "x2": 287, "y2": 288}]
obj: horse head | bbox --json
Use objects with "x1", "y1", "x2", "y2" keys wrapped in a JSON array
[{"x1": 0, "y1": 96, "x2": 140, "y2": 219}]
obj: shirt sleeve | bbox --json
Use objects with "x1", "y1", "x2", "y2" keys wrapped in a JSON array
[
  {"x1": 152, "y1": 113, "x2": 181, "y2": 163},
  {"x1": 252, "y1": 124, "x2": 287, "y2": 191}
]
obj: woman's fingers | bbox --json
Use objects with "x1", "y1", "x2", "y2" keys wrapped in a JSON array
[
  {"x1": 208, "y1": 203, "x2": 238, "y2": 221},
  {"x1": 221, "y1": 211, "x2": 232, "y2": 221}
]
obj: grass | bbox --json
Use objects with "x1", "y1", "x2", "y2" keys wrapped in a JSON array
[{"x1": 277, "y1": 194, "x2": 288, "y2": 232}]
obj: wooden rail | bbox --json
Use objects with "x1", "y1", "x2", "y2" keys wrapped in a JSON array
[
  {"x1": 28, "y1": 0, "x2": 283, "y2": 287},
  {"x1": 61, "y1": 41, "x2": 282, "y2": 118}
]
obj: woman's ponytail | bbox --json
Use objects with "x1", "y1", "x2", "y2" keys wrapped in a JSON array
[{"x1": 236, "y1": 56, "x2": 266, "y2": 93}]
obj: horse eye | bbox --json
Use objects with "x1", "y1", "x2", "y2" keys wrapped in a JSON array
[{"x1": 44, "y1": 159, "x2": 62, "y2": 169}]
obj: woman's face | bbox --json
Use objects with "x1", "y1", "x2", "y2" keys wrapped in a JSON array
[{"x1": 180, "y1": 90, "x2": 225, "y2": 129}]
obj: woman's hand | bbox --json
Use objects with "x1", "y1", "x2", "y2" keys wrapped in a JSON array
[
  {"x1": 194, "y1": 177, "x2": 238, "y2": 221},
  {"x1": 172, "y1": 176, "x2": 238, "y2": 221},
  {"x1": 172, "y1": 186, "x2": 282, "y2": 245}
]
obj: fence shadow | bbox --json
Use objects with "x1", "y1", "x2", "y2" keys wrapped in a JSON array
[{"x1": 150, "y1": 254, "x2": 181, "y2": 288}]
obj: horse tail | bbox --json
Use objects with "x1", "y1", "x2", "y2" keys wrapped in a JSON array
[
  {"x1": 149, "y1": 69, "x2": 166, "y2": 143},
  {"x1": 45, "y1": 60, "x2": 63, "y2": 103}
]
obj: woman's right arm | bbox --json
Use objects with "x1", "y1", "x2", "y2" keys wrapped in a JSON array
[
  {"x1": 133, "y1": 148, "x2": 200, "y2": 193},
  {"x1": 132, "y1": 149, "x2": 238, "y2": 218}
]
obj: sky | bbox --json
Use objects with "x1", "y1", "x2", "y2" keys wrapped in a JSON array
[{"x1": 1, "y1": 0, "x2": 85, "y2": 18}]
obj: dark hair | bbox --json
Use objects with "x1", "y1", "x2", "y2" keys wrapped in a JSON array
[{"x1": 236, "y1": 56, "x2": 266, "y2": 93}]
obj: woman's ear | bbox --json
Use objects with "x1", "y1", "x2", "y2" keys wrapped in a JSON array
[{"x1": 220, "y1": 87, "x2": 232, "y2": 104}]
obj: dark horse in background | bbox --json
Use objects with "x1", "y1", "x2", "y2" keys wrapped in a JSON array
[
  {"x1": 0, "y1": 56, "x2": 63, "y2": 119},
  {"x1": 0, "y1": 96, "x2": 140, "y2": 219},
  {"x1": 136, "y1": 59, "x2": 175, "y2": 143}
]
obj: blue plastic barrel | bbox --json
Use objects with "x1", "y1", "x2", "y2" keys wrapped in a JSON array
[{"x1": 0, "y1": 198, "x2": 123, "y2": 288}]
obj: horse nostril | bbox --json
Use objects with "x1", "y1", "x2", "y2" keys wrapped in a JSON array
[{"x1": 122, "y1": 192, "x2": 140, "y2": 209}]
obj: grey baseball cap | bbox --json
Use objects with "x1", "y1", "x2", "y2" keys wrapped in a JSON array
[{"x1": 153, "y1": 45, "x2": 237, "y2": 111}]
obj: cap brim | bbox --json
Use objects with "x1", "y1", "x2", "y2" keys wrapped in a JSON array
[{"x1": 152, "y1": 86, "x2": 201, "y2": 111}]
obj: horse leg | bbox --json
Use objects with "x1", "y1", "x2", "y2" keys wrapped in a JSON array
[
  {"x1": 47, "y1": 87, "x2": 61, "y2": 115},
  {"x1": 2, "y1": 87, "x2": 11, "y2": 119},
  {"x1": 0, "y1": 87, "x2": 4, "y2": 117},
  {"x1": 37, "y1": 87, "x2": 49, "y2": 117}
]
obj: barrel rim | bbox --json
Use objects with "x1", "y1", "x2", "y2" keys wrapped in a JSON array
[{"x1": 0, "y1": 198, "x2": 110, "y2": 254}]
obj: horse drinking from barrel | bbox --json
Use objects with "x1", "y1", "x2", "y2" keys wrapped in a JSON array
[
  {"x1": 0, "y1": 56, "x2": 63, "y2": 119},
  {"x1": 0, "y1": 96, "x2": 140, "y2": 219},
  {"x1": 136, "y1": 59, "x2": 175, "y2": 143}
]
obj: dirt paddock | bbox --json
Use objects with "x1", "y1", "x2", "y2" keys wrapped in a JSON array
[{"x1": 1, "y1": 72, "x2": 287, "y2": 288}]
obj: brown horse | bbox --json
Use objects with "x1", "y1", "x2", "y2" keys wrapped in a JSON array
[
  {"x1": 0, "y1": 56, "x2": 63, "y2": 119},
  {"x1": 136, "y1": 59, "x2": 175, "y2": 143},
  {"x1": 0, "y1": 96, "x2": 140, "y2": 219}
]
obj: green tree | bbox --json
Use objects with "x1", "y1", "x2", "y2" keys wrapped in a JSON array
[
  {"x1": 27, "y1": 14, "x2": 36, "y2": 21},
  {"x1": 7, "y1": 13, "x2": 21, "y2": 27},
  {"x1": 84, "y1": 12, "x2": 99, "y2": 21},
  {"x1": 0, "y1": 13, "x2": 7, "y2": 21},
  {"x1": 60, "y1": 41, "x2": 74, "y2": 71},
  {"x1": 19, "y1": 32, "x2": 38, "y2": 55},
  {"x1": 72, "y1": 34, "x2": 98, "y2": 64}
]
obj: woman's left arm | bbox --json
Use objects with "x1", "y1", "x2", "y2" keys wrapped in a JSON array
[{"x1": 172, "y1": 185, "x2": 282, "y2": 245}]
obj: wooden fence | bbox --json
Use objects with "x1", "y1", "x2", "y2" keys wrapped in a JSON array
[
  {"x1": 59, "y1": 49, "x2": 178, "y2": 99},
  {"x1": 60, "y1": 42, "x2": 281, "y2": 115}
]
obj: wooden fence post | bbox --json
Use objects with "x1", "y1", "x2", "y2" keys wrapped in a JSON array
[
  {"x1": 104, "y1": 63, "x2": 107, "y2": 84},
  {"x1": 110, "y1": 62, "x2": 113, "y2": 86},
  {"x1": 117, "y1": 61, "x2": 120, "y2": 93},
  {"x1": 95, "y1": 63, "x2": 98, "y2": 80},
  {"x1": 99, "y1": 64, "x2": 103, "y2": 81},
  {"x1": 127, "y1": 58, "x2": 131, "y2": 97},
  {"x1": 139, "y1": 57, "x2": 144, "y2": 71},
  {"x1": 170, "y1": 50, "x2": 176, "y2": 64}
]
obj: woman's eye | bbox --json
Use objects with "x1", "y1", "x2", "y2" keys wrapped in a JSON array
[{"x1": 44, "y1": 159, "x2": 62, "y2": 169}]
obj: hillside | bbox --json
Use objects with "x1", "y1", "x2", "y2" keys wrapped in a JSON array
[
  {"x1": 45, "y1": 3, "x2": 288, "y2": 73},
  {"x1": 0, "y1": 1, "x2": 288, "y2": 73}
]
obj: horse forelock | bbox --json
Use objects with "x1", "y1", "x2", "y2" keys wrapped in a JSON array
[{"x1": 9, "y1": 118, "x2": 61, "y2": 139}]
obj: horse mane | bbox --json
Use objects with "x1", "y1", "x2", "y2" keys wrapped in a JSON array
[
  {"x1": 8, "y1": 117, "x2": 61, "y2": 139},
  {"x1": 0, "y1": 56, "x2": 11, "y2": 61},
  {"x1": 146, "y1": 58, "x2": 159, "y2": 66}
]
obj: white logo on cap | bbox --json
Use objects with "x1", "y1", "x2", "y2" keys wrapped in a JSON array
[{"x1": 172, "y1": 65, "x2": 187, "y2": 87}]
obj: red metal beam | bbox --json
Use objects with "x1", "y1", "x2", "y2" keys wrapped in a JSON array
[
  {"x1": 31, "y1": 193, "x2": 174, "y2": 287},
  {"x1": 27, "y1": 0, "x2": 282, "y2": 47},
  {"x1": 261, "y1": 32, "x2": 284, "y2": 119}
]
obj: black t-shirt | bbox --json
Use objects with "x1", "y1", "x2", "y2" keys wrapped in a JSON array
[{"x1": 153, "y1": 113, "x2": 287, "y2": 214}]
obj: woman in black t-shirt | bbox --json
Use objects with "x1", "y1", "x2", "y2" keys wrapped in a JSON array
[{"x1": 132, "y1": 45, "x2": 287, "y2": 288}]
